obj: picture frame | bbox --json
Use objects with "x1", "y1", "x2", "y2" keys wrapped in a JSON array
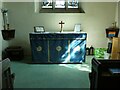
[
  {"x1": 74, "y1": 24, "x2": 81, "y2": 32},
  {"x1": 34, "y1": 26, "x2": 45, "y2": 33}
]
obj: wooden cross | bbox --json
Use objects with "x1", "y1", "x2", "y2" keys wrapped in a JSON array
[{"x1": 59, "y1": 21, "x2": 65, "y2": 32}]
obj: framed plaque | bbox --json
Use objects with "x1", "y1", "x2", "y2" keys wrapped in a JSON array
[
  {"x1": 34, "y1": 26, "x2": 45, "y2": 33},
  {"x1": 74, "y1": 24, "x2": 81, "y2": 32}
]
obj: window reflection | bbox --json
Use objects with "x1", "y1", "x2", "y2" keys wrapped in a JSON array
[
  {"x1": 42, "y1": 0, "x2": 52, "y2": 8},
  {"x1": 55, "y1": 0, "x2": 65, "y2": 8},
  {"x1": 68, "y1": 0, "x2": 78, "y2": 8}
]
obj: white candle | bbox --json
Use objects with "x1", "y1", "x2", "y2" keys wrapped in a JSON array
[{"x1": 5, "y1": 13, "x2": 9, "y2": 24}]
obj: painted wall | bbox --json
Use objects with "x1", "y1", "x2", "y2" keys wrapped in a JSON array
[
  {"x1": 0, "y1": 0, "x2": 2, "y2": 89},
  {"x1": 0, "y1": 1, "x2": 2, "y2": 61},
  {"x1": 0, "y1": 2, "x2": 9, "y2": 60},
  {"x1": 118, "y1": 1, "x2": 120, "y2": 30},
  {"x1": 3, "y1": 2, "x2": 117, "y2": 56}
]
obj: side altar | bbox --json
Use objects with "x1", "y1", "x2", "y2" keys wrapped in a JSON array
[{"x1": 29, "y1": 32, "x2": 87, "y2": 63}]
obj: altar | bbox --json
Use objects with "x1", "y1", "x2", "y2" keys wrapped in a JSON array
[{"x1": 29, "y1": 32, "x2": 87, "y2": 63}]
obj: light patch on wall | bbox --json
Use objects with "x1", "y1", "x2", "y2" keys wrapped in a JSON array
[{"x1": 34, "y1": 0, "x2": 39, "y2": 13}]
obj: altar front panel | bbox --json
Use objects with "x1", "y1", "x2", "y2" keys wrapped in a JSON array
[
  {"x1": 49, "y1": 39, "x2": 68, "y2": 63},
  {"x1": 29, "y1": 32, "x2": 87, "y2": 63},
  {"x1": 70, "y1": 39, "x2": 86, "y2": 63},
  {"x1": 30, "y1": 39, "x2": 48, "y2": 63}
]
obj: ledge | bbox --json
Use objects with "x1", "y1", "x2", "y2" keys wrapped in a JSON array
[{"x1": 40, "y1": 8, "x2": 85, "y2": 13}]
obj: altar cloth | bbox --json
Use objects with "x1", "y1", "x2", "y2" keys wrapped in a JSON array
[{"x1": 29, "y1": 32, "x2": 87, "y2": 63}]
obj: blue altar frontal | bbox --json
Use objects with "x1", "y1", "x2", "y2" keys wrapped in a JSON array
[{"x1": 29, "y1": 32, "x2": 87, "y2": 63}]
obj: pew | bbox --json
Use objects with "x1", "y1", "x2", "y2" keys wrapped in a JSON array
[
  {"x1": 89, "y1": 58, "x2": 120, "y2": 89},
  {"x1": 1, "y1": 58, "x2": 15, "y2": 89}
]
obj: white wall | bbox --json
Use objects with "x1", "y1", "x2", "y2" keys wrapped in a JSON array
[
  {"x1": 0, "y1": 1, "x2": 2, "y2": 61},
  {"x1": 0, "y1": 0, "x2": 2, "y2": 89},
  {"x1": 3, "y1": 2, "x2": 117, "y2": 56},
  {"x1": 0, "y1": 2, "x2": 9, "y2": 60},
  {"x1": 118, "y1": 1, "x2": 120, "y2": 31}
]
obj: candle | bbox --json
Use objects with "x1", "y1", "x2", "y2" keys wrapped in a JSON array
[{"x1": 5, "y1": 13, "x2": 9, "y2": 24}]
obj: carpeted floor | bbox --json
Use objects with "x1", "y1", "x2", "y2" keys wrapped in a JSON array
[{"x1": 10, "y1": 56, "x2": 93, "y2": 89}]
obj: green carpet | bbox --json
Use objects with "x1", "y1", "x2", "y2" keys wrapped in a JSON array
[{"x1": 10, "y1": 56, "x2": 93, "y2": 89}]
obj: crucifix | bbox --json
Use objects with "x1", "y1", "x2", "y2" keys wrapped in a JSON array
[{"x1": 59, "y1": 21, "x2": 65, "y2": 32}]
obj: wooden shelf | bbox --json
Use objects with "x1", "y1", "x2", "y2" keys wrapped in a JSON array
[{"x1": 1, "y1": 29, "x2": 15, "y2": 40}]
